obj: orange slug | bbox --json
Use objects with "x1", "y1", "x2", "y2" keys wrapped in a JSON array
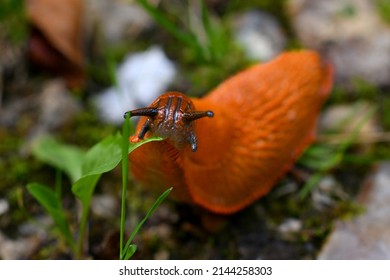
[{"x1": 125, "y1": 50, "x2": 333, "y2": 215}]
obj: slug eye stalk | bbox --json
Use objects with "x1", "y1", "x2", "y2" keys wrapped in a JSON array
[
  {"x1": 123, "y1": 108, "x2": 158, "y2": 119},
  {"x1": 183, "y1": 111, "x2": 214, "y2": 122}
]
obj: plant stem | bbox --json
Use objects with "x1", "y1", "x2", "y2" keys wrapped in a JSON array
[
  {"x1": 74, "y1": 176, "x2": 101, "y2": 259},
  {"x1": 76, "y1": 201, "x2": 90, "y2": 259},
  {"x1": 122, "y1": 187, "x2": 172, "y2": 259},
  {"x1": 120, "y1": 113, "x2": 130, "y2": 259}
]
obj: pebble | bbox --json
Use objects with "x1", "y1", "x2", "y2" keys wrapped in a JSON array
[
  {"x1": 153, "y1": 250, "x2": 170, "y2": 260},
  {"x1": 18, "y1": 215, "x2": 51, "y2": 238},
  {"x1": 319, "y1": 101, "x2": 382, "y2": 145},
  {"x1": 0, "y1": 231, "x2": 41, "y2": 259},
  {"x1": 288, "y1": 0, "x2": 390, "y2": 87},
  {"x1": 0, "y1": 199, "x2": 9, "y2": 216},
  {"x1": 2, "y1": 216, "x2": 69, "y2": 259},
  {"x1": 277, "y1": 218, "x2": 303, "y2": 240},
  {"x1": 318, "y1": 161, "x2": 390, "y2": 259},
  {"x1": 37, "y1": 79, "x2": 82, "y2": 129},
  {"x1": 93, "y1": 46, "x2": 177, "y2": 124},
  {"x1": 91, "y1": 194, "x2": 118, "y2": 219},
  {"x1": 234, "y1": 10, "x2": 286, "y2": 61},
  {"x1": 311, "y1": 175, "x2": 348, "y2": 210},
  {"x1": 20, "y1": 79, "x2": 81, "y2": 155},
  {"x1": 84, "y1": 0, "x2": 152, "y2": 43}
]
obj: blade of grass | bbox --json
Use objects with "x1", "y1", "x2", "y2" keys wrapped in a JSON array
[
  {"x1": 136, "y1": 0, "x2": 205, "y2": 61},
  {"x1": 201, "y1": 0, "x2": 216, "y2": 62},
  {"x1": 136, "y1": 0, "x2": 195, "y2": 45},
  {"x1": 121, "y1": 187, "x2": 172, "y2": 260},
  {"x1": 120, "y1": 112, "x2": 130, "y2": 259}
]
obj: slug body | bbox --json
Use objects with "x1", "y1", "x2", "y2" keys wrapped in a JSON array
[{"x1": 128, "y1": 50, "x2": 333, "y2": 214}]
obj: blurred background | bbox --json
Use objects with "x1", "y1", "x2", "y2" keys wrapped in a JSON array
[{"x1": 0, "y1": 0, "x2": 390, "y2": 259}]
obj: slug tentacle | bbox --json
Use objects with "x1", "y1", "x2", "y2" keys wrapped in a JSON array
[
  {"x1": 124, "y1": 107, "x2": 158, "y2": 118},
  {"x1": 137, "y1": 118, "x2": 152, "y2": 140},
  {"x1": 183, "y1": 111, "x2": 214, "y2": 122}
]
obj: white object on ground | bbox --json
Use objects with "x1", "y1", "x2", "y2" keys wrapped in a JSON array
[{"x1": 94, "y1": 46, "x2": 177, "y2": 124}]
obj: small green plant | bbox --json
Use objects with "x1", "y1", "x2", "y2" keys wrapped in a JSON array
[
  {"x1": 135, "y1": 0, "x2": 249, "y2": 95},
  {"x1": 119, "y1": 113, "x2": 172, "y2": 260},
  {"x1": 298, "y1": 104, "x2": 377, "y2": 198},
  {"x1": 121, "y1": 187, "x2": 172, "y2": 259},
  {"x1": 136, "y1": 0, "x2": 229, "y2": 65},
  {"x1": 27, "y1": 119, "x2": 168, "y2": 259}
]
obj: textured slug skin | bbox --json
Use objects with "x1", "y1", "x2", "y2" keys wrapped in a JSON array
[{"x1": 129, "y1": 50, "x2": 334, "y2": 214}]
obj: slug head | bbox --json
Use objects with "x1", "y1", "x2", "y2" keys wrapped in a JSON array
[{"x1": 124, "y1": 92, "x2": 214, "y2": 152}]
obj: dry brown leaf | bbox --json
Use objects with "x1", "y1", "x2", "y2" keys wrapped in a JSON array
[{"x1": 27, "y1": 0, "x2": 85, "y2": 88}]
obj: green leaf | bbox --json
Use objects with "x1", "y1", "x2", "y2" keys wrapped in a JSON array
[
  {"x1": 72, "y1": 174, "x2": 101, "y2": 205},
  {"x1": 128, "y1": 136, "x2": 163, "y2": 153},
  {"x1": 72, "y1": 133, "x2": 162, "y2": 218},
  {"x1": 73, "y1": 133, "x2": 162, "y2": 204},
  {"x1": 81, "y1": 133, "x2": 162, "y2": 178},
  {"x1": 81, "y1": 133, "x2": 123, "y2": 178},
  {"x1": 123, "y1": 245, "x2": 137, "y2": 260},
  {"x1": 31, "y1": 136, "x2": 85, "y2": 183},
  {"x1": 121, "y1": 187, "x2": 172, "y2": 260},
  {"x1": 27, "y1": 183, "x2": 75, "y2": 250}
]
